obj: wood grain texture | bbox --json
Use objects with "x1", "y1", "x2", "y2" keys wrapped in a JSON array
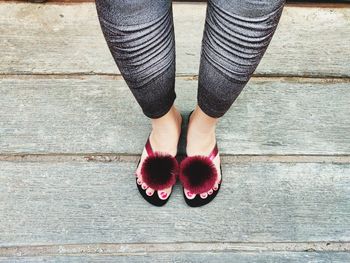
[
  {"x1": 1, "y1": 242, "x2": 349, "y2": 256},
  {"x1": 0, "y1": 160, "x2": 349, "y2": 245},
  {"x1": 1, "y1": 1, "x2": 350, "y2": 260},
  {"x1": 0, "y1": 252, "x2": 350, "y2": 263},
  {"x1": 0, "y1": 3, "x2": 349, "y2": 77},
  {"x1": 0, "y1": 76, "x2": 349, "y2": 155}
]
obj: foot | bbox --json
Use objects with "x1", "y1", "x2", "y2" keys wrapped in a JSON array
[
  {"x1": 184, "y1": 106, "x2": 221, "y2": 200},
  {"x1": 136, "y1": 105, "x2": 182, "y2": 200}
]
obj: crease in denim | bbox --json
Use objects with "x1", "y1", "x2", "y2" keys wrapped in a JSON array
[
  {"x1": 95, "y1": 0, "x2": 285, "y2": 118},
  {"x1": 201, "y1": 0, "x2": 285, "y2": 83},
  {"x1": 97, "y1": 3, "x2": 175, "y2": 89}
]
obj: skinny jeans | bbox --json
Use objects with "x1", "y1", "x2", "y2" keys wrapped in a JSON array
[{"x1": 95, "y1": 0, "x2": 286, "y2": 118}]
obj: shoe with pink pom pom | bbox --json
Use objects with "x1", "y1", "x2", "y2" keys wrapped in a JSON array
[
  {"x1": 179, "y1": 110, "x2": 222, "y2": 207},
  {"x1": 135, "y1": 133, "x2": 179, "y2": 206}
]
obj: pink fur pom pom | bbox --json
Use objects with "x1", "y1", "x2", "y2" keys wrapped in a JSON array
[
  {"x1": 141, "y1": 152, "x2": 178, "y2": 190},
  {"x1": 179, "y1": 155, "x2": 218, "y2": 194}
]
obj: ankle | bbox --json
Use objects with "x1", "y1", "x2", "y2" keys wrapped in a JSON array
[
  {"x1": 186, "y1": 106, "x2": 218, "y2": 156},
  {"x1": 148, "y1": 105, "x2": 182, "y2": 156},
  {"x1": 188, "y1": 106, "x2": 217, "y2": 134},
  {"x1": 151, "y1": 105, "x2": 182, "y2": 132}
]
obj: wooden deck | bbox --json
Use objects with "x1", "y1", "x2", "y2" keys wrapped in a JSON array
[{"x1": 0, "y1": 2, "x2": 349, "y2": 262}]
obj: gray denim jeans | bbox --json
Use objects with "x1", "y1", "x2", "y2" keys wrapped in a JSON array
[{"x1": 95, "y1": 0, "x2": 286, "y2": 118}]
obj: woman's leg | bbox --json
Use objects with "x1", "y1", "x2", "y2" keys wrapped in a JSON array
[
  {"x1": 95, "y1": 0, "x2": 177, "y2": 119},
  {"x1": 186, "y1": 0, "x2": 286, "y2": 199},
  {"x1": 197, "y1": 0, "x2": 286, "y2": 118},
  {"x1": 95, "y1": 0, "x2": 182, "y2": 198}
]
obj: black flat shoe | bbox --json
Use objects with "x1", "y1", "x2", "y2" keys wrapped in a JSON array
[
  {"x1": 179, "y1": 110, "x2": 222, "y2": 207},
  {"x1": 135, "y1": 132, "x2": 179, "y2": 206}
]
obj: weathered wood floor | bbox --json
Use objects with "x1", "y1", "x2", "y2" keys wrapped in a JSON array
[{"x1": 0, "y1": 2, "x2": 349, "y2": 262}]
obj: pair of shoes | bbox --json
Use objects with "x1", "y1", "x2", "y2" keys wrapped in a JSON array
[
  {"x1": 135, "y1": 110, "x2": 222, "y2": 207},
  {"x1": 135, "y1": 131, "x2": 179, "y2": 206},
  {"x1": 178, "y1": 110, "x2": 222, "y2": 207}
]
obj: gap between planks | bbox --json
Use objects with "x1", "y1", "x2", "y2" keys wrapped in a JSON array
[
  {"x1": 0, "y1": 153, "x2": 350, "y2": 163},
  {"x1": 1, "y1": 242, "x2": 350, "y2": 257},
  {"x1": 1, "y1": 74, "x2": 350, "y2": 82}
]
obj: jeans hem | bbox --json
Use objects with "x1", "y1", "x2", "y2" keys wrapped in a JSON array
[
  {"x1": 197, "y1": 97, "x2": 225, "y2": 119},
  {"x1": 143, "y1": 91, "x2": 176, "y2": 119}
]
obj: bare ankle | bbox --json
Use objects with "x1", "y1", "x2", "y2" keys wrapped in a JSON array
[
  {"x1": 186, "y1": 106, "x2": 218, "y2": 155},
  {"x1": 148, "y1": 105, "x2": 182, "y2": 156},
  {"x1": 188, "y1": 105, "x2": 217, "y2": 133},
  {"x1": 152, "y1": 105, "x2": 181, "y2": 130}
]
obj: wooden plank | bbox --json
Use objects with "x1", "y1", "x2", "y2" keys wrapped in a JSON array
[
  {"x1": 0, "y1": 252, "x2": 350, "y2": 263},
  {"x1": 0, "y1": 160, "x2": 349, "y2": 245},
  {"x1": 0, "y1": 76, "x2": 349, "y2": 155},
  {"x1": 0, "y1": 3, "x2": 349, "y2": 77},
  {"x1": 1, "y1": 242, "x2": 349, "y2": 256}
]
